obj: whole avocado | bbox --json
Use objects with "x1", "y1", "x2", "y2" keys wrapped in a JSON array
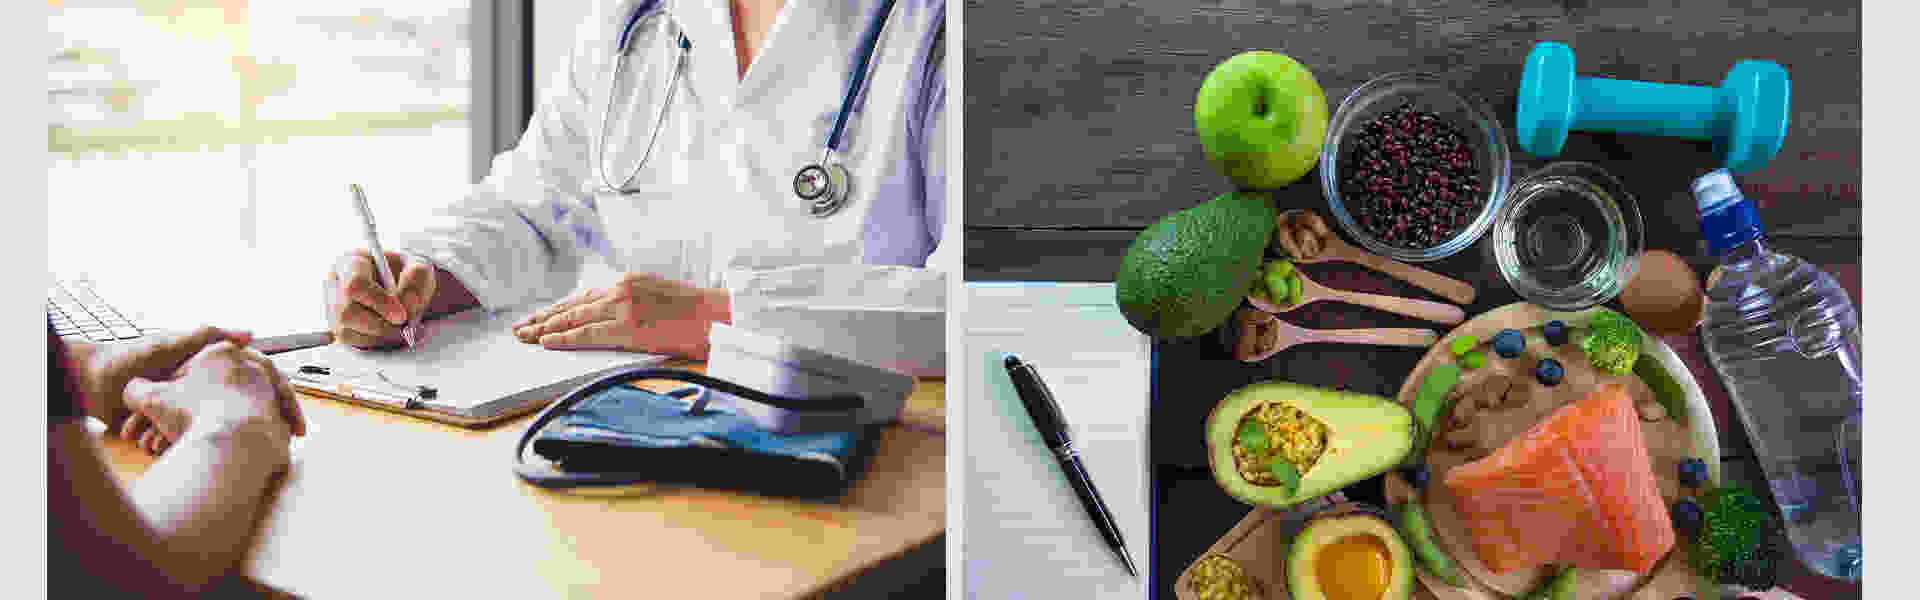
[{"x1": 1116, "y1": 191, "x2": 1277, "y2": 339}]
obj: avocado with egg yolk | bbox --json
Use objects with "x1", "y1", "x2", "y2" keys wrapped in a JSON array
[
  {"x1": 1207, "y1": 381, "x2": 1414, "y2": 509},
  {"x1": 1288, "y1": 508, "x2": 1414, "y2": 600}
]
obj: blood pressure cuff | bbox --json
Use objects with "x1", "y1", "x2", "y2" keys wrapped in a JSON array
[{"x1": 529, "y1": 384, "x2": 872, "y2": 499}]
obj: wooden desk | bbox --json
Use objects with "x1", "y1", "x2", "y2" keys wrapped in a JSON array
[
  {"x1": 96, "y1": 362, "x2": 946, "y2": 599},
  {"x1": 964, "y1": 2, "x2": 1860, "y2": 598}
]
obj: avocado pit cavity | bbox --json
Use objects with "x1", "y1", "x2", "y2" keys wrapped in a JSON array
[
  {"x1": 1232, "y1": 400, "x2": 1330, "y2": 486},
  {"x1": 1316, "y1": 534, "x2": 1394, "y2": 600},
  {"x1": 1287, "y1": 510, "x2": 1413, "y2": 600}
]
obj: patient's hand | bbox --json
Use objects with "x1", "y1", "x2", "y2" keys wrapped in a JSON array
[
  {"x1": 511, "y1": 272, "x2": 731, "y2": 360},
  {"x1": 82, "y1": 326, "x2": 250, "y2": 449},
  {"x1": 121, "y1": 341, "x2": 309, "y2": 457}
]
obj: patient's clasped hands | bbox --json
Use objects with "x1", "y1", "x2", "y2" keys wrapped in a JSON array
[{"x1": 93, "y1": 327, "x2": 309, "y2": 460}]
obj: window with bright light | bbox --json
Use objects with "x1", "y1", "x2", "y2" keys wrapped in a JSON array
[{"x1": 48, "y1": 1, "x2": 471, "y2": 280}]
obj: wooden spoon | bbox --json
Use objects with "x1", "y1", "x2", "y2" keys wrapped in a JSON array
[
  {"x1": 1248, "y1": 269, "x2": 1465, "y2": 325},
  {"x1": 1231, "y1": 309, "x2": 1440, "y2": 362},
  {"x1": 1273, "y1": 209, "x2": 1478, "y2": 305}
]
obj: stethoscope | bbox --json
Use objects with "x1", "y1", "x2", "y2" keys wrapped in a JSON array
[{"x1": 595, "y1": 0, "x2": 897, "y2": 219}]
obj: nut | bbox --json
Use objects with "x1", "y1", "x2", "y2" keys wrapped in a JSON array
[
  {"x1": 1501, "y1": 380, "x2": 1535, "y2": 409},
  {"x1": 1272, "y1": 228, "x2": 1302, "y2": 258},
  {"x1": 1450, "y1": 396, "x2": 1479, "y2": 428},
  {"x1": 1261, "y1": 315, "x2": 1281, "y2": 353},
  {"x1": 1306, "y1": 211, "x2": 1332, "y2": 237},
  {"x1": 1294, "y1": 228, "x2": 1322, "y2": 258},
  {"x1": 1233, "y1": 310, "x2": 1267, "y2": 361},
  {"x1": 1479, "y1": 385, "x2": 1504, "y2": 409},
  {"x1": 1445, "y1": 427, "x2": 1478, "y2": 450},
  {"x1": 1446, "y1": 371, "x2": 1483, "y2": 402},
  {"x1": 1453, "y1": 375, "x2": 1512, "y2": 414},
  {"x1": 1637, "y1": 400, "x2": 1667, "y2": 422},
  {"x1": 1234, "y1": 330, "x2": 1258, "y2": 362}
]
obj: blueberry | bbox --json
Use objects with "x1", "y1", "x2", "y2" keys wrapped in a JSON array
[
  {"x1": 1493, "y1": 329, "x2": 1525, "y2": 358},
  {"x1": 1544, "y1": 320, "x2": 1569, "y2": 346},
  {"x1": 1401, "y1": 464, "x2": 1430, "y2": 490},
  {"x1": 1672, "y1": 499, "x2": 1704, "y2": 536},
  {"x1": 1678, "y1": 458, "x2": 1709, "y2": 489},
  {"x1": 1534, "y1": 358, "x2": 1564, "y2": 386}
]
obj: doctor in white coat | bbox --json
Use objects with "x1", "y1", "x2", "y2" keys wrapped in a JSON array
[{"x1": 323, "y1": 0, "x2": 946, "y2": 375}]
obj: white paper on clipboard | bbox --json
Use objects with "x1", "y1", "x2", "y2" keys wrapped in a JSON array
[
  {"x1": 270, "y1": 261, "x2": 666, "y2": 420},
  {"x1": 963, "y1": 282, "x2": 1151, "y2": 599}
]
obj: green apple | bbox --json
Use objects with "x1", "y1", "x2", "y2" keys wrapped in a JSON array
[{"x1": 1195, "y1": 51, "x2": 1330, "y2": 190}]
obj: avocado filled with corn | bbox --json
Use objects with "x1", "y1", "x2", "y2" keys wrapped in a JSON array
[{"x1": 1207, "y1": 381, "x2": 1415, "y2": 509}]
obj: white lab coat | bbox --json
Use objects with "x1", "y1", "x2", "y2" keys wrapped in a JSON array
[{"x1": 400, "y1": 0, "x2": 946, "y2": 376}]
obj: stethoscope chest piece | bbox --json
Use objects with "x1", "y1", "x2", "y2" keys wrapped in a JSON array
[
  {"x1": 604, "y1": 0, "x2": 894, "y2": 219},
  {"x1": 795, "y1": 162, "x2": 851, "y2": 218}
]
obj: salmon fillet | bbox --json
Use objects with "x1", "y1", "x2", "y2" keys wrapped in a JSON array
[{"x1": 1441, "y1": 383, "x2": 1675, "y2": 574}]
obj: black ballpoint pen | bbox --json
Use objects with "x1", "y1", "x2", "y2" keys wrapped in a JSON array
[{"x1": 1003, "y1": 354, "x2": 1139, "y2": 578}]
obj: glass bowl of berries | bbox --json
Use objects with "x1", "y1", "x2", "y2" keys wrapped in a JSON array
[{"x1": 1319, "y1": 72, "x2": 1511, "y2": 262}]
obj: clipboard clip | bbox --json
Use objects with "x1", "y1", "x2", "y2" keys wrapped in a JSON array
[{"x1": 293, "y1": 365, "x2": 438, "y2": 410}]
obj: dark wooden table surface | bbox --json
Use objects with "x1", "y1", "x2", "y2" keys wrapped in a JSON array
[{"x1": 963, "y1": 1, "x2": 1862, "y2": 598}]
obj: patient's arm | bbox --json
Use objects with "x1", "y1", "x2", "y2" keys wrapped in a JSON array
[{"x1": 50, "y1": 420, "x2": 286, "y2": 598}]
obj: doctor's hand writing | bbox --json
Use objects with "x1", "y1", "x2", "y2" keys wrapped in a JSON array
[
  {"x1": 512, "y1": 272, "x2": 732, "y2": 360},
  {"x1": 325, "y1": 249, "x2": 440, "y2": 349}
]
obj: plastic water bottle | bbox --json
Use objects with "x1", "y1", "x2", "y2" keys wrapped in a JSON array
[{"x1": 1693, "y1": 169, "x2": 1862, "y2": 581}]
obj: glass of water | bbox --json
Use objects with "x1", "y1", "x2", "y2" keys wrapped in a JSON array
[{"x1": 1488, "y1": 162, "x2": 1644, "y2": 311}]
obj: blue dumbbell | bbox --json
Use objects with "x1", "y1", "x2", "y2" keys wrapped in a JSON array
[{"x1": 1516, "y1": 41, "x2": 1791, "y2": 173}]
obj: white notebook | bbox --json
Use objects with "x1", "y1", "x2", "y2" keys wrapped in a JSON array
[
  {"x1": 963, "y1": 282, "x2": 1151, "y2": 599},
  {"x1": 270, "y1": 304, "x2": 666, "y2": 420}
]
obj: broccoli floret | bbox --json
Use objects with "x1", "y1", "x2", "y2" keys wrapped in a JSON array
[
  {"x1": 1578, "y1": 309, "x2": 1643, "y2": 376},
  {"x1": 1689, "y1": 486, "x2": 1786, "y2": 591}
]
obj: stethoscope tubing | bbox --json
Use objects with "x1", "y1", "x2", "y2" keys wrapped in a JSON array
[
  {"x1": 594, "y1": 0, "x2": 896, "y2": 205},
  {"x1": 824, "y1": 0, "x2": 898, "y2": 158},
  {"x1": 596, "y1": 5, "x2": 687, "y2": 194}
]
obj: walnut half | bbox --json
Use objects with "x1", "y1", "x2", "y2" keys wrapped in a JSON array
[{"x1": 1230, "y1": 308, "x2": 1282, "y2": 362}]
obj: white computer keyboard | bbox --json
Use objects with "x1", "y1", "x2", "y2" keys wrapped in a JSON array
[{"x1": 48, "y1": 279, "x2": 147, "y2": 342}]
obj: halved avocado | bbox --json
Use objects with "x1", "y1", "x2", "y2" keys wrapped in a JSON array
[
  {"x1": 1206, "y1": 381, "x2": 1414, "y2": 509},
  {"x1": 1287, "y1": 507, "x2": 1415, "y2": 600}
]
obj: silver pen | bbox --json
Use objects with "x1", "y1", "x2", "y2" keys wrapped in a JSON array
[{"x1": 349, "y1": 184, "x2": 419, "y2": 348}]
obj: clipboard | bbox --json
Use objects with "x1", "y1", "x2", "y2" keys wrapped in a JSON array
[
  {"x1": 272, "y1": 305, "x2": 667, "y2": 428},
  {"x1": 284, "y1": 361, "x2": 657, "y2": 428}
]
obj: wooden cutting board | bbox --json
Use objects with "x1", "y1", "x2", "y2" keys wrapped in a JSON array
[{"x1": 1380, "y1": 303, "x2": 1760, "y2": 600}]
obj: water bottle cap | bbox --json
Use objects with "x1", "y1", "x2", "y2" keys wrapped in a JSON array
[
  {"x1": 1694, "y1": 169, "x2": 1761, "y2": 255},
  {"x1": 1693, "y1": 169, "x2": 1740, "y2": 215}
]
